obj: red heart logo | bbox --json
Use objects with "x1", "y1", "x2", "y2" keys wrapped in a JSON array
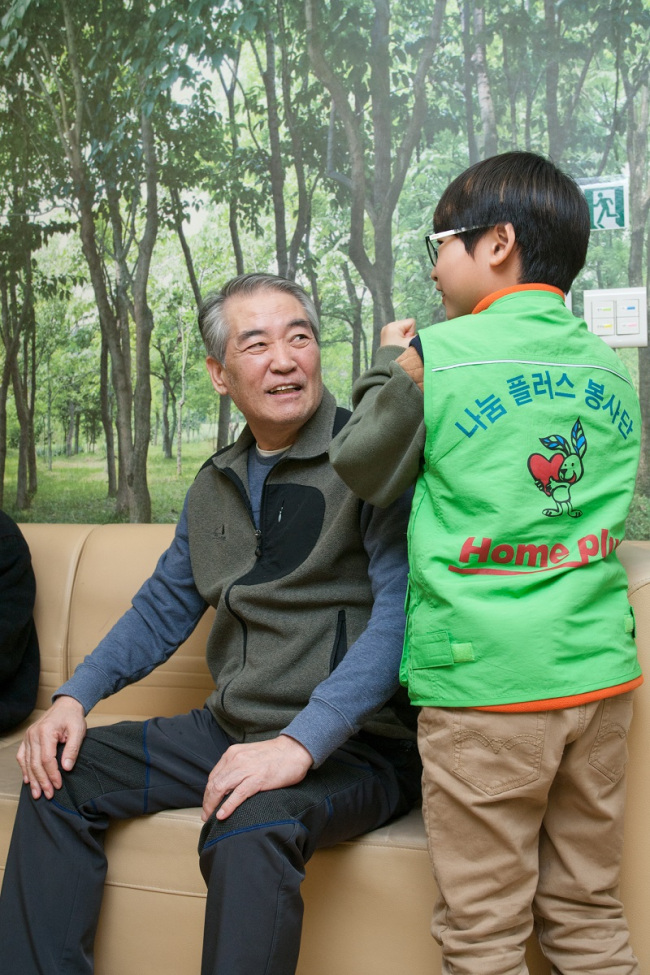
[{"x1": 528, "y1": 453, "x2": 564, "y2": 494}]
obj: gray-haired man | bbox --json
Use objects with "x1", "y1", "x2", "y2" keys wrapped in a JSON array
[{"x1": 0, "y1": 273, "x2": 420, "y2": 974}]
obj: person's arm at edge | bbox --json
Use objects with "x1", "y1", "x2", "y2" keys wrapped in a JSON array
[
  {"x1": 0, "y1": 524, "x2": 36, "y2": 682},
  {"x1": 329, "y1": 345, "x2": 425, "y2": 507}
]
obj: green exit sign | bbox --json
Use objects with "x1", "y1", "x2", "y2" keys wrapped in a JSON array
[{"x1": 580, "y1": 177, "x2": 628, "y2": 231}]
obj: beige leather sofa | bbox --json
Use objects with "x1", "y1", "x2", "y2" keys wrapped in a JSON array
[{"x1": 1, "y1": 523, "x2": 649, "y2": 975}]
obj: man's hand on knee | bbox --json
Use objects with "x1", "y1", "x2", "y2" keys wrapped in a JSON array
[
  {"x1": 17, "y1": 696, "x2": 87, "y2": 800},
  {"x1": 202, "y1": 735, "x2": 313, "y2": 822}
]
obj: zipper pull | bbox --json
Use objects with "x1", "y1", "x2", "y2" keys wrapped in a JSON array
[{"x1": 255, "y1": 528, "x2": 262, "y2": 558}]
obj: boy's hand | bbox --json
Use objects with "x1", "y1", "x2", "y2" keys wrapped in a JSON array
[{"x1": 380, "y1": 318, "x2": 416, "y2": 348}]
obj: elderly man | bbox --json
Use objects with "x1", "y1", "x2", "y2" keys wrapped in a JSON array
[{"x1": 0, "y1": 273, "x2": 420, "y2": 975}]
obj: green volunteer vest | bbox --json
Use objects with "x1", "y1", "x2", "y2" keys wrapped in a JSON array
[{"x1": 401, "y1": 288, "x2": 642, "y2": 707}]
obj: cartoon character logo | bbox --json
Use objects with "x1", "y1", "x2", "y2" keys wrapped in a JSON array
[{"x1": 527, "y1": 418, "x2": 587, "y2": 518}]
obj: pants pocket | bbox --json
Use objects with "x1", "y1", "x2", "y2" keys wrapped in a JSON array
[
  {"x1": 588, "y1": 692, "x2": 633, "y2": 784},
  {"x1": 452, "y1": 710, "x2": 547, "y2": 796}
]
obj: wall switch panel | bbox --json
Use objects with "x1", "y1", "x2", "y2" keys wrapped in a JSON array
[{"x1": 583, "y1": 288, "x2": 647, "y2": 348}]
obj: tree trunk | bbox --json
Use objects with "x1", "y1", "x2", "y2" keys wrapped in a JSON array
[
  {"x1": 0, "y1": 356, "x2": 10, "y2": 511},
  {"x1": 626, "y1": 84, "x2": 649, "y2": 288},
  {"x1": 100, "y1": 335, "x2": 117, "y2": 498},
  {"x1": 176, "y1": 393, "x2": 184, "y2": 476},
  {"x1": 9, "y1": 295, "x2": 37, "y2": 510},
  {"x1": 471, "y1": 2, "x2": 498, "y2": 158},
  {"x1": 79, "y1": 179, "x2": 134, "y2": 517},
  {"x1": 342, "y1": 263, "x2": 365, "y2": 385},
  {"x1": 259, "y1": 26, "x2": 289, "y2": 277},
  {"x1": 277, "y1": 0, "x2": 312, "y2": 280},
  {"x1": 0, "y1": 283, "x2": 22, "y2": 510},
  {"x1": 162, "y1": 384, "x2": 172, "y2": 459},
  {"x1": 461, "y1": 0, "x2": 479, "y2": 165},
  {"x1": 544, "y1": 0, "x2": 562, "y2": 159},
  {"x1": 625, "y1": 80, "x2": 650, "y2": 496},
  {"x1": 26, "y1": 315, "x2": 37, "y2": 498},
  {"x1": 65, "y1": 401, "x2": 75, "y2": 456},
  {"x1": 11, "y1": 358, "x2": 31, "y2": 510},
  {"x1": 638, "y1": 236, "x2": 650, "y2": 496}
]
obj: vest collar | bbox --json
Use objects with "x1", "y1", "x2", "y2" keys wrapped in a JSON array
[
  {"x1": 472, "y1": 283, "x2": 564, "y2": 315},
  {"x1": 212, "y1": 386, "x2": 337, "y2": 471}
]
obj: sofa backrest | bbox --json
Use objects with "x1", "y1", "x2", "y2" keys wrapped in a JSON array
[
  {"x1": 20, "y1": 523, "x2": 650, "y2": 725},
  {"x1": 20, "y1": 523, "x2": 214, "y2": 718}
]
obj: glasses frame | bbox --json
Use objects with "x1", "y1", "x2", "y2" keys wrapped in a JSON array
[{"x1": 425, "y1": 226, "x2": 489, "y2": 267}]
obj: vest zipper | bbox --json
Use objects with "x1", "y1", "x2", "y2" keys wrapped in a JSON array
[{"x1": 217, "y1": 458, "x2": 282, "y2": 722}]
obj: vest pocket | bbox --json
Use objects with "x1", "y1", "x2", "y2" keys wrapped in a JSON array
[
  {"x1": 406, "y1": 627, "x2": 454, "y2": 699},
  {"x1": 330, "y1": 609, "x2": 348, "y2": 670},
  {"x1": 411, "y1": 629, "x2": 455, "y2": 669},
  {"x1": 406, "y1": 596, "x2": 479, "y2": 698}
]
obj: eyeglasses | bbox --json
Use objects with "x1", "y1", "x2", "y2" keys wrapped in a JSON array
[{"x1": 425, "y1": 226, "x2": 489, "y2": 267}]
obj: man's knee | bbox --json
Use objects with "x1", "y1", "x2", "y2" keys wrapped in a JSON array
[
  {"x1": 198, "y1": 785, "x2": 314, "y2": 856},
  {"x1": 54, "y1": 721, "x2": 147, "y2": 813},
  {"x1": 197, "y1": 753, "x2": 380, "y2": 857}
]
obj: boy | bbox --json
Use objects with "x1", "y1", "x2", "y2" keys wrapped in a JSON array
[{"x1": 330, "y1": 151, "x2": 642, "y2": 974}]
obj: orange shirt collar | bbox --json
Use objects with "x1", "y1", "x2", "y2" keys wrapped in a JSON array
[{"x1": 472, "y1": 283, "x2": 564, "y2": 315}]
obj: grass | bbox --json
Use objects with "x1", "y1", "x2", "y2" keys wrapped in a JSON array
[{"x1": 2, "y1": 440, "x2": 217, "y2": 524}]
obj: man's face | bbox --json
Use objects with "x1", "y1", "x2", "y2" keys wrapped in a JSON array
[{"x1": 205, "y1": 288, "x2": 323, "y2": 450}]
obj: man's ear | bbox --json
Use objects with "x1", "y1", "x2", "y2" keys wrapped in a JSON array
[
  {"x1": 205, "y1": 356, "x2": 229, "y2": 396},
  {"x1": 488, "y1": 222, "x2": 517, "y2": 268}
]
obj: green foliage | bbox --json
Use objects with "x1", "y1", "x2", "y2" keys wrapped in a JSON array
[{"x1": 2, "y1": 0, "x2": 650, "y2": 521}]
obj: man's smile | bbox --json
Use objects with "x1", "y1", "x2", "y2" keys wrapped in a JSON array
[{"x1": 268, "y1": 383, "x2": 302, "y2": 394}]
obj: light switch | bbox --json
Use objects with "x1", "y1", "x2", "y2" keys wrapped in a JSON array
[{"x1": 583, "y1": 288, "x2": 647, "y2": 348}]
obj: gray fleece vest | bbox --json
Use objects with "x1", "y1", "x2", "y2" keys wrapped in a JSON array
[{"x1": 187, "y1": 389, "x2": 411, "y2": 742}]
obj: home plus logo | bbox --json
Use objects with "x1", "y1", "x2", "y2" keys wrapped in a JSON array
[
  {"x1": 527, "y1": 418, "x2": 587, "y2": 518},
  {"x1": 449, "y1": 418, "x2": 621, "y2": 576}
]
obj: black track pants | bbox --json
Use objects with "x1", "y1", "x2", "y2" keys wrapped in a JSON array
[{"x1": 0, "y1": 708, "x2": 420, "y2": 975}]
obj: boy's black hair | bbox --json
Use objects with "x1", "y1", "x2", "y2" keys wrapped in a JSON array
[{"x1": 433, "y1": 151, "x2": 590, "y2": 294}]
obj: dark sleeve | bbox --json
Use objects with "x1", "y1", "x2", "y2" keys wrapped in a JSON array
[
  {"x1": 0, "y1": 513, "x2": 39, "y2": 731},
  {"x1": 410, "y1": 334, "x2": 424, "y2": 360},
  {"x1": 0, "y1": 515, "x2": 37, "y2": 681},
  {"x1": 329, "y1": 346, "x2": 425, "y2": 507}
]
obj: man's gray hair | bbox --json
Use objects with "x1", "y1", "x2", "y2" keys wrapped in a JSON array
[{"x1": 198, "y1": 273, "x2": 321, "y2": 363}]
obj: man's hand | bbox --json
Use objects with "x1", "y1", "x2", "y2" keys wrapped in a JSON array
[
  {"x1": 17, "y1": 695, "x2": 87, "y2": 800},
  {"x1": 202, "y1": 735, "x2": 313, "y2": 823},
  {"x1": 380, "y1": 318, "x2": 417, "y2": 348}
]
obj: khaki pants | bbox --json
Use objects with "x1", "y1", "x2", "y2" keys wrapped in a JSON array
[{"x1": 418, "y1": 695, "x2": 639, "y2": 975}]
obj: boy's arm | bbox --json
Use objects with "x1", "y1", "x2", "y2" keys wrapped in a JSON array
[{"x1": 330, "y1": 341, "x2": 425, "y2": 507}]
